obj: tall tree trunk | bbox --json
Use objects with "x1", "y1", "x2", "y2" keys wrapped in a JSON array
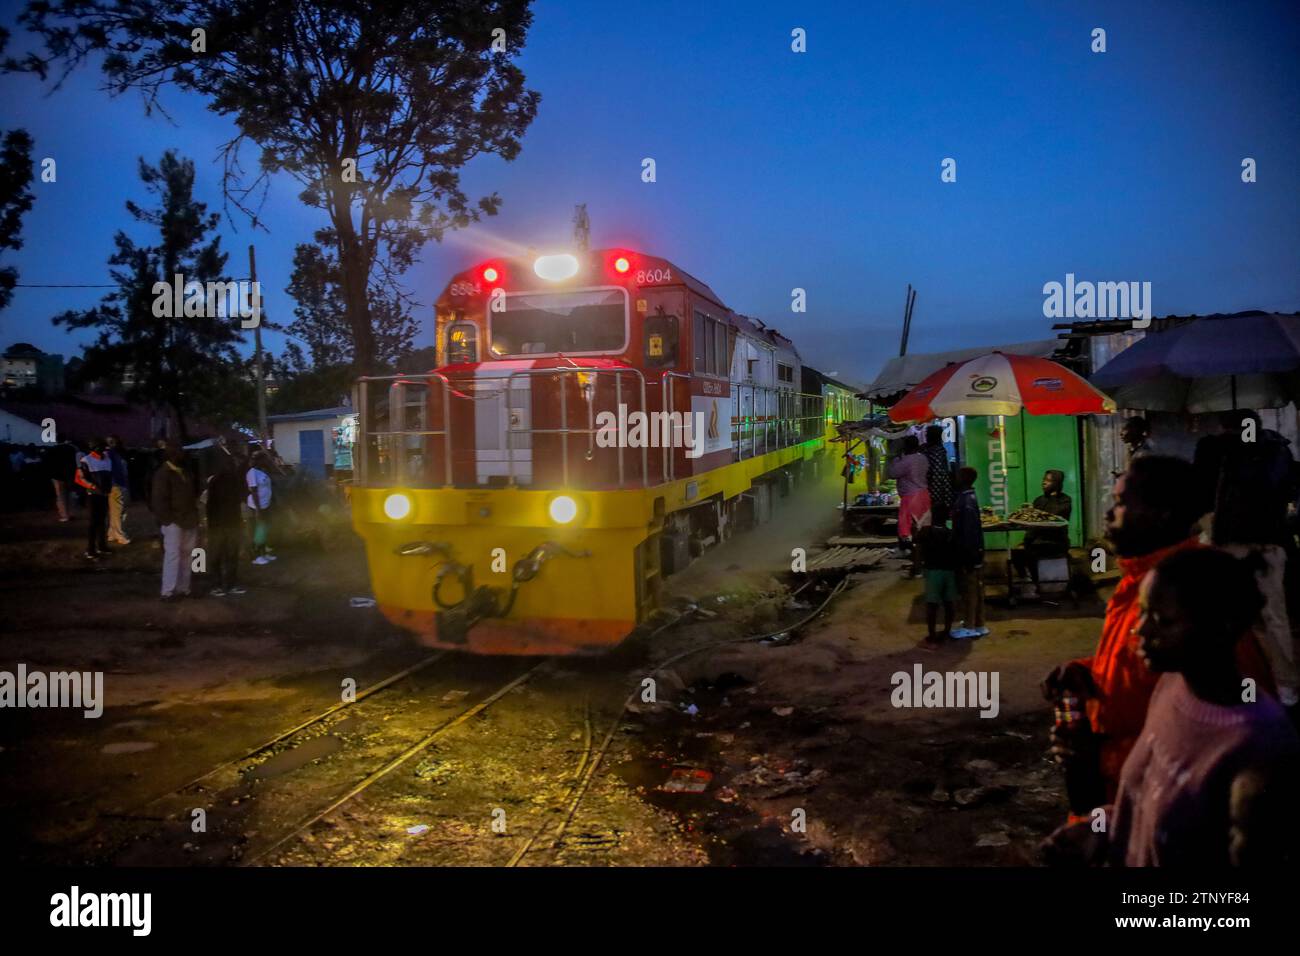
[
  {"x1": 174, "y1": 405, "x2": 190, "y2": 444},
  {"x1": 330, "y1": 190, "x2": 376, "y2": 375}
]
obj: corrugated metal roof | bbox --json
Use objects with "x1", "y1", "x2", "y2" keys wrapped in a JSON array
[{"x1": 266, "y1": 405, "x2": 353, "y2": 423}]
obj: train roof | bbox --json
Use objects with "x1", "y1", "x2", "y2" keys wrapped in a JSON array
[
  {"x1": 440, "y1": 248, "x2": 730, "y2": 309},
  {"x1": 734, "y1": 313, "x2": 799, "y2": 356},
  {"x1": 803, "y1": 365, "x2": 862, "y2": 394}
]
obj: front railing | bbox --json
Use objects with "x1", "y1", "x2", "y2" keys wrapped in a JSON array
[
  {"x1": 356, "y1": 372, "x2": 454, "y2": 487},
  {"x1": 354, "y1": 368, "x2": 829, "y2": 490},
  {"x1": 504, "y1": 366, "x2": 649, "y2": 487}
]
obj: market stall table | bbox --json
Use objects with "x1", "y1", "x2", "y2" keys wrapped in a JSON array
[
  {"x1": 980, "y1": 516, "x2": 1070, "y2": 606},
  {"x1": 841, "y1": 502, "x2": 900, "y2": 540}
]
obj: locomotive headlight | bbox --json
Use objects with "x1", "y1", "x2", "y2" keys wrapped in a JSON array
[
  {"x1": 533, "y1": 254, "x2": 579, "y2": 282},
  {"x1": 384, "y1": 492, "x2": 412, "y2": 521},
  {"x1": 548, "y1": 494, "x2": 579, "y2": 525}
]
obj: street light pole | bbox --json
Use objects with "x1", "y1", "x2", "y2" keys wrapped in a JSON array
[{"x1": 249, "y1": 243, "x2": 268, "y2": 447}]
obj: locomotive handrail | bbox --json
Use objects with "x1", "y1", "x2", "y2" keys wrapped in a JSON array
[
  {"x1": 504, "y1": 366, "x2": 649, "y2": 489},
  {"x1": 659, "y1": 370, "x2": 694, "y2": 484},
  {"x1": 729, "y1": 383, "x2": 827, "y2": 461},
  {"x1": 354, "y1": 367, "x2": 833, "y2": 490},
  {"x1": 732, "y1": 381, "x2": 781, "y2": 461},
  {"x1": 356, "y1": 371, "x2": 453, "y2": 487}
]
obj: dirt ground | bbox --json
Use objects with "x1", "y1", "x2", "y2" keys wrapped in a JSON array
[{"x1": 0, "y1": 476, "x2": 1110, "y2": 866}]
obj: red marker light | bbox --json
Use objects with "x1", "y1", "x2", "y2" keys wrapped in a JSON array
[
  {"x1": 482, "y1": 266, "x2": 499, "y2": 283},
  {"x1": 613, "y1": 256, "x2": 630, "y2": 274}
]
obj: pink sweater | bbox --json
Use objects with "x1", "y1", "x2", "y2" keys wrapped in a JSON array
[
  {"x1": 1109, "y1": 673, "x2": 1299, "y2": 866},
  {"x1": 887, "y1": 452, "x2": 929, "y2": 497}
]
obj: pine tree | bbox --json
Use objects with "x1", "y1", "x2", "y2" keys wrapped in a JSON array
[
  {"x1": 53, "y1": 151, "x2": 243, "y2": 439},
  {"x1": 0, "y1": 29, "x2": 36, "y2": 312},
  {"x1": 0, "y1": 130, "x2": 35, "y2": 312}
]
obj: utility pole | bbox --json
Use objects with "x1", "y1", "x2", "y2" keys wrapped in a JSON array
[
  {"x1": 249, "y1": 244, "x2": 268, "y2": 446},
  {"x1": 573, "y1": 204, "x2": 590, "y2": 251},
  {"x1": 898, "y1": 284, "x2": 917, "y2": 357}
]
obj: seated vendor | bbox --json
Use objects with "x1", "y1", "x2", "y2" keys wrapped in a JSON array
[{"x1": 1011, "y1": 469, "x2": 1072, "y2": 586}]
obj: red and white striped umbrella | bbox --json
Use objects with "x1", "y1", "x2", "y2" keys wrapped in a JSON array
[{"x1": 887, "y1": 352, "x2": 1115, "y2": 422}]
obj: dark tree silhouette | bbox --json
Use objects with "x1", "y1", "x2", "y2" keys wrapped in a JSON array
[
  {"x1": 284, "y1": 238, "x2": 416, "y2": 372},
  {"x1": 10, "y1": 1, "x2": 540, "y2": 373},
  {"x1": 53, "y1": 151, "x2": 243, "y2": 439},
  {"x1": 0, "y1": 128, "x2": 35, "y2": 312},
  {"x1": 0, "y1": 27, "x2": 36, "y2": 312}
]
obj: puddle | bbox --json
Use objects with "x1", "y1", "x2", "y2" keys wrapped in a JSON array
[
  {"x1": 331, "y1": 716, "x2": 361, "y2": 736},
  {"x1": 250, "y1": 735, "x2": 344, "y2": 779},
  {"x1": 111, "y1": 720, "x2": 153, "y2": 732},
  {"x1": 100, "y1": 741, "x2": 157, "y2": 755}
]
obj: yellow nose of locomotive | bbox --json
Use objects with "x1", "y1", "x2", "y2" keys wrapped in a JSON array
[{"x1": 352, "y1": 485, "x2": 647, "y2": 655}]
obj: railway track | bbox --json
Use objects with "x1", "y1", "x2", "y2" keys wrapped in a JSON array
[
  {"x1": 244, "y1": 662, "x2": 543, "y2": 865},
  {"x1": 506, "y1": 575, "x2": 849, "y2": 867},
  {"x1": 89, "y1": 571, "x2": 851, "y2": 867},
  {"x1": 90, "y1": 653, "x2": 545, "y2": 866}
]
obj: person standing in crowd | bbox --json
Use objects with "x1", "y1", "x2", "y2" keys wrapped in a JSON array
[
  {"x1": 74, "y1": 439, "x2": 112, "y2": 559},
  {"x1": 886, "y1": 434, "x2": 930, "y2": 557},
  {"x1": 10, "y1": 444, "x2": 41, "y2": 508},
  {"x1": 44, "y1": 439, "x2": 77, "y2": 522},
  {"x1": 1120, "y1": 416, "x2": 1157, "y2": 464},
  {"x1": 915, "y1": 522, "x2": 958, "y2": 648},
  {"x1": 949, "y1": 466, "x2": 988, "y2": 639},
  {"x1": 922, "y1": 424, "x2": 954, "y2": 526},
  {"x1": 1191, "y1": 410, "x2": 1233, "y2": 518},
  {"x1": 1043, "y1": 548, "x2": 1300, "y2": 866},
  {"x1": 1010, "y1": 469, "x2": 1072, "y2": 594},
  {"x1": 152, "y1": 440, "x2": 199, "y2": 600},
  {"x1": 206, "y1": 448, "x2": 247, "y2": 596},
  {"x1": 1042, "y1": 456, "x2": 1276, "y2": 806},
  {"x1": 1204, "y1": 409, "x2": 1298, "y2": 709},
  {"x1": 246, "y1": 451, "x2": 276, "y2": 565},
  {"x1": 105, "y1": 434, "x2": 131, "y2": 545}
]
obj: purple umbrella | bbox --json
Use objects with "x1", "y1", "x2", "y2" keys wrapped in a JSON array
[{"x1": 1090, "y1": 311, "x2": 1300, "y2": 412}]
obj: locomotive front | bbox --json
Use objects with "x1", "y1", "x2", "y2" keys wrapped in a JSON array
[{"x1": 349, "y1": 249, "x2": 687, "y2": 655}]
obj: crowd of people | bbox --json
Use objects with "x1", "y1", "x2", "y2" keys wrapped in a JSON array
[
  {"x1": 886, "y1": 425, "x2": 988, "y2": 645},
  {"x1": 1040, "y1": 411, "x2": 1300, "y2": 866},
  {"x1": 879, "y1": 409, "x2": 1300, "y2": 864},
  {"x1": 150, "y1": 440, "x2": 281, "y2": 600},
  {"x1": 1, "y1": 435, "x2": 281, "y2": 600}
]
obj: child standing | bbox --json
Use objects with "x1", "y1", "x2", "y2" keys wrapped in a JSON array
[
  {"x1": 246, "y1": 452, "x2": 275, "y2": 565},
  {"x1": 950, "y1": 466, "x2": 988, "y2": 638},
  {"x1": 915, "y1": 523, "x2": 958, "y2": 647}
]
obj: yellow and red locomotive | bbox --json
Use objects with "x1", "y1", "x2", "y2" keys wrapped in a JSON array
[{"x1": 350, "y1": 248, "x2": 854, "y2": 654}]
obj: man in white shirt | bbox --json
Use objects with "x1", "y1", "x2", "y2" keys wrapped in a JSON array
[{"x1": 246, "y1": 452, "x2": 276, "y2": 565}]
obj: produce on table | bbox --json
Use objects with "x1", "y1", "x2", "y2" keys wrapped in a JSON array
[{"x1": 1007, "y1": 503, "x2": 1068, "y2": 524}]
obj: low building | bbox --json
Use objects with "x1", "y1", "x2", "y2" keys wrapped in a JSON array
[
  {"x1": 0, "y1": 406, "x2": 45, "y2": 444},
  {"x1": 1, "y1": 343, "x2": 65, "y2": 396},
  {"x1": 0, "y1": 394, "x2": 171, "y2": 448},
  {"x1": 268, "y1": 406, "x2": 356, "y2": 478}
]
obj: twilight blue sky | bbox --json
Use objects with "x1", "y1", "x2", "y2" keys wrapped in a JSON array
[{"x1": 1, "y1": 0, "x2": 1297, "y2": 384}]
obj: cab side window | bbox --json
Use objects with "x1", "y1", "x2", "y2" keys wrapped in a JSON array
[
  {"x1": 645, "y1": 311, "x2": 679, "y2": 368},
  {"x1": 693, "y1": 310, "x2": 729, "y2": 377},
  {"x1": 447, "y1": 323, "x2": 478, "y2": 363}
]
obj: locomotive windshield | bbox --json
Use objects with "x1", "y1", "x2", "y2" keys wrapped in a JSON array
[{"x1": 489, "y1": 288, "x2": 627, "y2": 356}]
